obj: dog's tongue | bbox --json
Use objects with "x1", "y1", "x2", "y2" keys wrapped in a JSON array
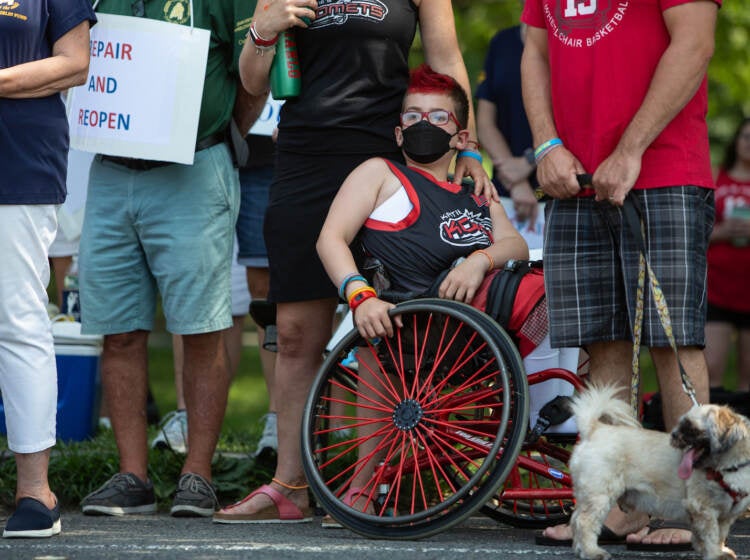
[{"x1": 678, "y1": 448, "x2": 696, "y2": 480}]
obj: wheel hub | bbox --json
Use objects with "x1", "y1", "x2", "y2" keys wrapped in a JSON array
[{"x1": 392, "y1": 399, "x2": 423, "y2": 431}]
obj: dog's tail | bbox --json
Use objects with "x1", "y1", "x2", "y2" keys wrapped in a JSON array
[{"x1": 572, "y1": 383, "x2": 640, "y2": 439}]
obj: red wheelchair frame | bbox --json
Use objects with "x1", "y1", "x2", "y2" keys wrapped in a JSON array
[{"x1": 301, "y1": 298, "x2": 584, "y2": 539}]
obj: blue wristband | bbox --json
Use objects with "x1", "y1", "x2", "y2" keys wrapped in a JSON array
[
  {"x1": 534, "y1": 138, "x2": 563, "y2": 163},
  {"x1": 458, "y1": 150, "x2": 483, "y2": 164},
  {"x1": 338, "y1": 274, "x2": 367, "y2": 300}
]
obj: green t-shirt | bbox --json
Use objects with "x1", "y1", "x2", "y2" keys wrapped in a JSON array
[{"x1": 94, "y1": 0, "x2": 254, "y2": 142}]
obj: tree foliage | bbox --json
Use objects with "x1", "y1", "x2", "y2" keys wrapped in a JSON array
[{"x1": 413, "y1": 1, "x2": 750, "y2": 162}]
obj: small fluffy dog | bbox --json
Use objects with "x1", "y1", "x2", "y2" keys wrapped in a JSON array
[{"x1": 569, "y1": 384, "x2": 750, "y2": 560}]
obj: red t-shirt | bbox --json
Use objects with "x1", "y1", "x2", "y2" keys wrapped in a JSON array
[
  {"x1": 521, "y1": 0, "x2": 720, "y2": 190},
  {"x1": 707, "y1": 169, "x2": 750, "y2": 312}
]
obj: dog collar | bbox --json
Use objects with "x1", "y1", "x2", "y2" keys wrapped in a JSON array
[{"x1": 705, "y1": 468, "x2": 749, "y2": 506}]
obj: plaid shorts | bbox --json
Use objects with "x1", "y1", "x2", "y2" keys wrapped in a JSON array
[{"x1": 543, "y1": 186, "x2": 714, "y2": 348}]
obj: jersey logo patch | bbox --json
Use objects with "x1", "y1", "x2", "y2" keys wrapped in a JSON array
[
  {"x1": 313, "y1": 0, "x2": 388, "y2": 28},
  {"x1": 163, "y1": 0, "x2": 189, "y2": 25},
  {"x1": 0, "y1": 1, "x2": 24, "y2": 20},
  {"x1": 544, "y1": 0, "x2": 630, "y2": 48},
  {"x1": 439, "y1": 210, "x2": 493, "y2": 247}
]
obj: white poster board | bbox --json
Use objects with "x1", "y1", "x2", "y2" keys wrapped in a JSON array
[
  {"x1": 248, "y1": 95, "x2": 284, "y2": 137},
  {"x1": 66, "y1": 14, "x2": 209, "y2": 164}
]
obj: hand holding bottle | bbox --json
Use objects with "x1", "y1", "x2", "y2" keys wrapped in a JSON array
[{"x1": 250, "y1": 0, "x2": 317, "y2": 41}]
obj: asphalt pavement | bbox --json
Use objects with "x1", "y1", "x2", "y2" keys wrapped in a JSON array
[{"x1": 2, "y1": 512, "x2": 750, "y2": 559}]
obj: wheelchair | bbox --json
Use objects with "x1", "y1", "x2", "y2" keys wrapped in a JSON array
[{"x1": 300, "y1": 275, "x2": 585, "y2": 539}]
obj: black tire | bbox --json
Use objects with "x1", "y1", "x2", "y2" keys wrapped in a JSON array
[
  {"x1": 302, "y1": 299, "x2": 529, "y2": 539},
  {"x1": 480, "y1": 437, "x2": 576, "y2": 528}
]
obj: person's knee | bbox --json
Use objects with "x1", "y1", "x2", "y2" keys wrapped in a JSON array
[
  {"x1": 276, "y1": 318, "x2": 328, "y2": 360},
  {"x1": 104, "y1": 331, "x2": 148, "y2": 354},
  {"x1": 183, "y1": 330, "x2": 223, "y2": 345}
]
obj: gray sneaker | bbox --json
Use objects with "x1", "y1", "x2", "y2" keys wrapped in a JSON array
[
  {"x1": 81, "y1": 473, "x2": 157, "y2": 516},
  {"x1": 253, "y1": 412, "x2": 278, "y2": 458},
  {"x1": 170, "y1": 473, "x2": 218, "y2": 517},
  {"x1": 151, "y1": 409, "x2": 188, "y2": 454}
]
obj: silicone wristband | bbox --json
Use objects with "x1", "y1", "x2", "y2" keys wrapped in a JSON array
[
  {"x1": 533, "y1": 138, "x2": 563, "y2": 163},
  {"x1": 349, "y1": 289, "x2": 377, "y2": 312},
  {"x1": 473, "y1": 249, "x2": 494, "y2": 271},
  {"x1": 339, "y1": 274, "x2": 367, "y2": 300},
  {"x1": 458, "y1": 150, "x2": 483, "y2": 164}
]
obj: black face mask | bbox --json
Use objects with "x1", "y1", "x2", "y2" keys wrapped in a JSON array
[{"x1": 401, "y1": 121, "x2": 456, "y2": 164}]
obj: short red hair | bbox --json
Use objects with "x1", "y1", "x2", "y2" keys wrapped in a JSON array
[{"x1": 405, "y1": 64, "x2": 469, "y2": 128}]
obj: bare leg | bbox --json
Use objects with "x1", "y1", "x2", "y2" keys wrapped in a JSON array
[
  {"x1": 172, "y1": 334, "x2": 186, "y2": 409},
  {"x1": 704, "y1": 321, "x2": 733, "y2": 390},
  {"x1": 224, "y1": 315, "x2": 247, "y2": 380},
  {"x1": 541, "y1": 340, "x2": 648, "y2": 541},
  {"x1": 347, "y1": 351, "x2": 386, "y2": 505},
  {"x1": 181, "y1": 330, "x2": 231, "y2": 481},
  {"x1": 649, "y1": 345, "x2": 708, "y2": 430},
  {"x1": 247, "y1": 267, "x2": 276, "y2": 411},
  {"x1": 625, "y1": 345, "x2": 708, "y2": 547},
  {"x1": 15, "y1": 450, "x2": 55, "y2": 509},
  {"x1": 101, "y1": 331, "x2": 150, "y2": 482},
  {"x1": 173, "y1": 315, "x2": 244, "y2": 413},
  {"x1": 218, "y1": 298, "x2": 337, "y2": 514},
  {"x1": 49, "y1": 255, "x2": 72, "y2": 309}
]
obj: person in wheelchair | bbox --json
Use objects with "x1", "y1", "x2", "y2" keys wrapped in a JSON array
[{"x1": 316, "y1": 65, "x2": 578, "y2": 512}]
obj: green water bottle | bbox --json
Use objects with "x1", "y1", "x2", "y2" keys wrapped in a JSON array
[{"x1": 269, "y1": 18, "x2": 309, "y2": 100}]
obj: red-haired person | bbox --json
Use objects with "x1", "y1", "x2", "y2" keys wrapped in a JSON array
[{"x1": 313, "y1": 66, "x2": 577, "y2": 512}]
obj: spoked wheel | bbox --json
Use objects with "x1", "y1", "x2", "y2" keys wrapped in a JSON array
[
  {"x1": 302, "y1": 299, "x2": 529, "y2": 539},
  {"x1": 481, "y1": 436, "x2": 576, "y2": 528},
  {"x1": 480, "y1": 366, "x2": 583, "y2": 528}
]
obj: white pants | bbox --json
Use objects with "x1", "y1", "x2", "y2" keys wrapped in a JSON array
[
  {"x1": 0, "y1": 205, "x2": 58, "y2": 453},
  {"x1": 525, "y1": 335, "x2": 578, "y2": 434}
]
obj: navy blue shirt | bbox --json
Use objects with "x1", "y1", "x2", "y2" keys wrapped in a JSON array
[
  {"x1": 0, "y1": 0, "x2": 96, "y2": 204},
  {"x1": 475, "y1": 26, "x2": 534, "y2": 193}
]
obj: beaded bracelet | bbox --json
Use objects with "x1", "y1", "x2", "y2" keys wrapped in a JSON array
[
  {"x1": 533, "y1": 138, "x2": 563, "y2": 164},
  {"x1": 339, "y1": 273, "x2": 367, "y2": 300},
  {"x1": 472, "y1": 249, "x2": 494, "y2": 271},
  {"x1": 465, "y1": 140, "x2": 481, "y2": 151},
  {"x1": 458, "y1": 150, "x2": 483, "y2": 164},
  {"x1": 349, "y1": 287, "x2": 377, "y2": 311}
]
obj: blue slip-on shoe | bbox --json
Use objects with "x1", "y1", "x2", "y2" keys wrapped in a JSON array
[{"x1": 3, "y1": 497, "x2": 61, "y2": 538}]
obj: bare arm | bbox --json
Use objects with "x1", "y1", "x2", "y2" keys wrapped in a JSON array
[
  {"x1": 521, "y1": 26, "x2": 584, "y2": 199},
  {"x1": 316, "y1": 159, "x2": 402, "y2": 339},
  {"x1": 593, "y1": 0, "x2": 718, "y2": 204},
  {"x1": 317, "y1": 159, "x2": 387, "y2": 289},
  {"x1": 233, "y1": 84, "x2": 269, "y2": 134},
  {"x1": 439, "y1": 200, "x2": 529, "y2": 304},
  {"x1": 418, "y1": 0, "x2": 495, "y2": 200},
  {"x1": 238, "y1": 0, "x2": 318, "y2": 96},
  {"x1": 477, "y1": 99, "x2": 514, "y2": 167},
  {"x1": 0, "y1": 21, "x2": 91, "y2": 98},
  {"x1": 477, "y1": 98, "x2": 538, "y2": 222}
]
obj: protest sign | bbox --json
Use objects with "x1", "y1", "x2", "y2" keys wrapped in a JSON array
[{"x1": 67, "y1": 14, "x2": 209, "y2": 164}]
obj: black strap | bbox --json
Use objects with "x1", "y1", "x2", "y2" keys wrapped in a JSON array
[{"x1": 486, "y1": 260, "x2": 538, "y2": 329}]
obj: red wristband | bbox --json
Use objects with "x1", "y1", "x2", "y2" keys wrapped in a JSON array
[
  {"x1": 248, "y1": 21, "x2": 278, "y2": 47},
  {"x1": 349, "y1": 289, "x2": 377, "y2": 312}
]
